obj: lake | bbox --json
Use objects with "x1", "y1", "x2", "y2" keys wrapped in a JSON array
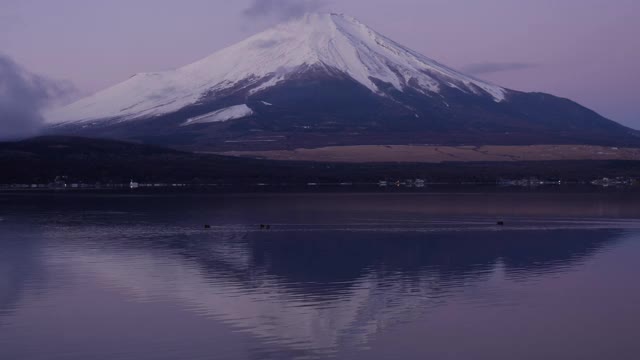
[{"x1": 2, "y1": 191, "x2": 640, "y2": 360}]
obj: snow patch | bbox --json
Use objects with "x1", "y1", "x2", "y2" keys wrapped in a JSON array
[{"x1": 183, "y1": 105, "x2": 254, "y2": 126}]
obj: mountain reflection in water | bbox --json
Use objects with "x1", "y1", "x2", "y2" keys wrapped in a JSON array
[{"x1": 1, "y1": 193, "x2": 640, "y2": 360}]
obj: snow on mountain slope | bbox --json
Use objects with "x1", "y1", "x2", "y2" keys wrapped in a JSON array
[
  {"x1": 46, "y1": 13, "x2": 506, "y2": 125},
  {"x1": 182, "y1": 104, "x2": 254, "y2": 126}
]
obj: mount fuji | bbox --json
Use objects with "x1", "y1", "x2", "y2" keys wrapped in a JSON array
[{"x1": 46, "y1": 13, "x2": 638, "y2": 151}]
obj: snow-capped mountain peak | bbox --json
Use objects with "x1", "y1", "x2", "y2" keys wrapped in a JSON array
[{"x1": 47, "y1": 13, "x2": 505, "y2": 124}]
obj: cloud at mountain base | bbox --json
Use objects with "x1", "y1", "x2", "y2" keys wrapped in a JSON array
[{"x1": 0, "y1": 54, "x2": 75, "y2": 140}]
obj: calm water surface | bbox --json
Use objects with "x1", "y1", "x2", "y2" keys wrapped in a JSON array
[{"x1": 1, "y1": 192, "x2": 640, "y2": 360}]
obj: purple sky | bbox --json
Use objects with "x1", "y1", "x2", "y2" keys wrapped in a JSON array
[{"x1": 2, "y1": 0, "x2": 638, "y2": 127}]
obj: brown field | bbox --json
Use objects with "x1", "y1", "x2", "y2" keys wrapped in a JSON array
[{"x1": 220, "y1": 145, "x2": 640, "y2": 163}]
